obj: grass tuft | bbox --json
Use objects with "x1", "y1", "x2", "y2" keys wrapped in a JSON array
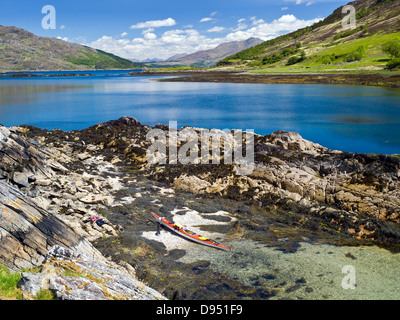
[{"x1": 0, "y1": 265, "x2": 23, "y2": 300}]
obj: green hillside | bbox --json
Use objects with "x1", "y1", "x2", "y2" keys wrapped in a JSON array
[
  {"x1": 215, "y1": 0, "x2": 400, "y2": 73},
  {"x1": 66, "y1": 48, "x2": 143, "y2": 70},
  {"x1": 0, "y1": 25, "x2": 144, "y2": 71}
]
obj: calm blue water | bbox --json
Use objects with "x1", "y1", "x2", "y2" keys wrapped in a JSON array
[{"x1": 1, "y1": 70, "x2": 400, "y2": 154}]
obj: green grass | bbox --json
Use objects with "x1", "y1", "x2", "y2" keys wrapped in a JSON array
[
  {"x1": 67, "y1": 49, "x2": 144, "y2": 70},
  {"x1": 35, "y1": 289, "x2": 56, "y2": 300},
  {"x1": 247, "y1": 31, "x2": 400, "y2": 74},
  {"x1": 144, "y1": 66, "x2": 206, "y2": 72},
  {"x1": 0, "y1": 264, "x2": 58, "y2": 300},
  {"x1": 0, "y1": 265, "x2": 23, "y2": 300}
]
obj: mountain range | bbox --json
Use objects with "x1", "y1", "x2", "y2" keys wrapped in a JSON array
[
  {"x1": 0, "y1": 25, "x2": 145, "y2": 71},
  {"x1": 0, "y1": 24, "x2": 263, "y2": 71},
  {"x1": 149, "y1": 37, "x2": 264, "y2": 67}
]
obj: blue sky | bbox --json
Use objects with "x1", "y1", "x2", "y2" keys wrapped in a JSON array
[{"x1": 1, "y1": 0, "x2": 349, "y2": 61}]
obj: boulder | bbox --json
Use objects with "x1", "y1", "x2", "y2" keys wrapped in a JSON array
[
  {"x1": 11, "y1": 171, "x2": 30, "y2": 188},
  {"x1": 269, "y1": 130, "x2": 326, "y2": 153},
  {"x1": 76, "y1": 152, "x2": 91, "y2": 161},
  {"x1": 79, "y1": 194, "x2": 113, "y2": 206},
  {"x1": 173, "y1": 174, "x2": 211, "y2": 193},
  {"x1": 18, "y1": 272, "x2": 49, "y2": 296}
]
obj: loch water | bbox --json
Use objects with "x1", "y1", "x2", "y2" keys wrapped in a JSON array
[{"x1": 1, "y1": 70, "x2": 400, "y2": 154}]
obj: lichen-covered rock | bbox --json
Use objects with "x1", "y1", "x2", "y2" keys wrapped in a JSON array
[
  {"x1": 19, "y1": 245, "x2": 167, "y2": 300},
  {"x1": 18, "y1": 272, "x2": 49, "y2": 297},
  {"x1": 49, "y1": 276, "x2": 107, "y2": 300}
]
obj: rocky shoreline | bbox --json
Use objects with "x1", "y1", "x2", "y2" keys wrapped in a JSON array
[
  {"x1": 1, "y1": 116, "x2": 400, "y2": 299},
  {"x1": 130, "y1": 70, "x2": 400, "y2": 89},
  {"x1": 0, "y1": 120, "x2": 165, "y2": 299}
]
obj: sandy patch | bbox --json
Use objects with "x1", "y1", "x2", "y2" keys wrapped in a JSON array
[{"x1": 142, "y1": 208, "x2": 234, "y2": 251}]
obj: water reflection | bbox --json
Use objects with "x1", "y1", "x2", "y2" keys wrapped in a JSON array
[{"x1": 0, "y1": 83, "x2": 90, "y2": 106}]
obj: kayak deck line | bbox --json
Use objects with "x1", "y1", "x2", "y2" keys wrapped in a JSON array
[{"x1": 150, "y1": 212, "x2": 232, "y2": 251}]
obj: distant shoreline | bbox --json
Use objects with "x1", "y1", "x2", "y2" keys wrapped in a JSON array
[
  {"x1": 0, "y1": 68, "x2": 141, "y2": 76},
  {"x1": 0, "y1": 72, "x2": 94, "y2": 78},
  {"x1": 130, "y1": 70, "x2": 400, "y2": 89},
  {"x1": 1, "y1": 69, "x2": 399, "y2": 89}
]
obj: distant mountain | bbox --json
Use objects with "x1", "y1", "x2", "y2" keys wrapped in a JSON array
[
  {"x1": 216, "y1": 0, "x2": 400, "y2": 71},
  {"x1": 0, "y1": 25, "x2": 145, "y2": 71},
  {"x1": 165, "y1": 53, "x2": 189, "y2": 62},
  {"x1": 162, "y1": 37, "x2": 264, "y2": 67}
]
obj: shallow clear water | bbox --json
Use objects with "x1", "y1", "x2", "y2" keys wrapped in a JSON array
[
  {"x1": 179, "y1": 239, "x2": 400, "y2": 300},
  {"x1": 137, "y1": 205, "x2": 400, "y2": 300},
  {"x1": 1, "y1": 70, "x2": 400, "y2": 154}
]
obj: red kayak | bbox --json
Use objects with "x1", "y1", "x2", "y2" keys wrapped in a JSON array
[{"x1": 151, "y1": 212, "x2": 232, "y2": 251}]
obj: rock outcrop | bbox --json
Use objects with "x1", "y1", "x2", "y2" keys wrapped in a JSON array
[
  {"x1": 0, "y1": 178, "x2": 103, "y2": 271},
  {"x1": 10, "y1": 118, "x2": 400, "y2": 246},
  {"x1": 1, "y1": 116, "x2": 400, "y2": 299},
  {"x1": 0, "y1": 122, "x2": 165, "y2": 299},
  {"x1": 140, "y1": 124, "x2": 400, "y2": 245},
  {"x1": 0, "y1": 125, "x2": 103, "y2": 271},
  {"x1": 18, "y1": 245, "x2": 166, "y2": 300}
]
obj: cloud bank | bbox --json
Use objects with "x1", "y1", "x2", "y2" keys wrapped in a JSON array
[
  {"x1": 89, "y1": 14, "x2": 322, "y2": 61},
  {"x1": 130, "y1": 18, "x2": 177, "y2": 29}
]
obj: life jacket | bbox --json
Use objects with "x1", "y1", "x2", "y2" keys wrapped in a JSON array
[{"x1": 91, "y1": 215, "x2": 107, "y2": 226}]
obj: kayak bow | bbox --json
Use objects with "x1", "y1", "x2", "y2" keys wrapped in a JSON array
[{"x1": 151, "y1": 212, "x2": 232, "y2": 251}]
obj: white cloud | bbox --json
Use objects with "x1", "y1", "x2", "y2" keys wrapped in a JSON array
[
  {"x1": 132, "y1": 38, "x2": 145, "y2": 44},
  {"x1": 281, "y1": 7, "x2": 289, "y2": 10},
  {"x1": 208, "y1": 26, "x2": 226, "y2": 33},
  {"x1": 233, "y1": 18, "x2": 248, "y2": 31},
  {"x1": 57, "y1": 36, "x2": 69, "y2": 42},
  {"x1": 90, "y1": 28, "x2": 220, "y2": 61},
  {"x1": 121, "y1": 32, "x2": 128, "y2": 37},
  {"x1": 200, "y1": 12, "x2": 219, "y2": 23},
  {"x1": 284, "y1": 0, "x2": 343, "y2": 5},
  {"x1": 89, "y1": 14, "x2": 322, "y2": 62},
  {"x1": 200, "y1": 17, "x2": 213, "y2": 23},
  {"x1": 293, "y1": 0, "x2": 315, "y2": 5},
  {"x1": 60, "y1": 25, "x2": 66, "y2": 30},
  {"x1": 142, "y1": 28, "x2": 155, "y2": 34},
  {"x1": 225, "y1": 14, "x2": 322, "y2": 41},
  {"x1": 250, "y1": 16, "x2": 265, "y2": 25},
  {"x1": 161, "y1": 29, "x2": 185, "y2": 43},
  {"x1": 144, "y1": 32, "x2": 157, "y2": 40},
  {"x1": 277, "y1": 14, "x2": 297, "y2": 23},
  {"x1": 130, "y1": 18, "x2": 176, "y2": 29}
]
